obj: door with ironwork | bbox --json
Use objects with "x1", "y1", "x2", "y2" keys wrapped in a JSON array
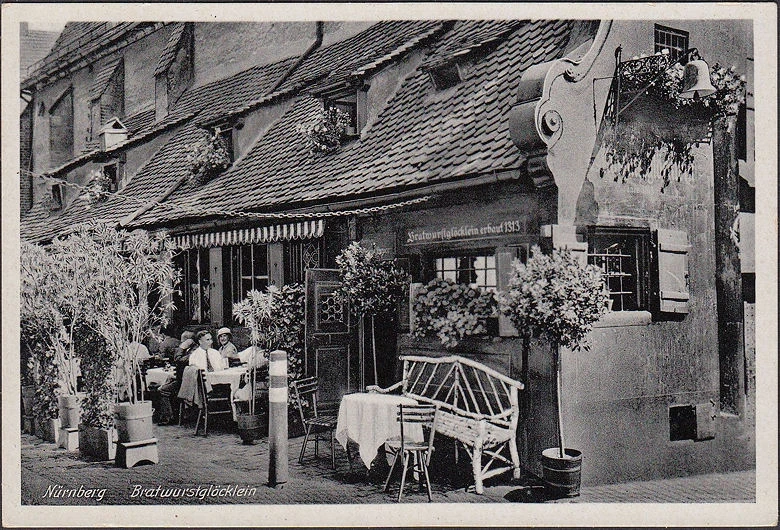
[{"x1": 304, "y1": 268, "x2": 358, "y2": 407}]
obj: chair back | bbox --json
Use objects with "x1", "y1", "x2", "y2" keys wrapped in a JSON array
[
  {"x1": 290, "y1": 377, "x2": 319, "y2": 424},
  {"x1": 398, "y1": 404, "x2": 437, "y2": 453},
  {"x1": 196, "y1": 369, "x2": 208, "y2": 405}
]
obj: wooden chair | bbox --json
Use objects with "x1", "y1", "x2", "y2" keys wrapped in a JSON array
[
  {"x1": 290, "y1": 377, "x2": 339, "y2": 469},
  {"x1": 384, "y1": 404, "x2": 438, "y2": 502},
  {"x1": 194, "y1": 369, "x2": 233, "y2": 436}
]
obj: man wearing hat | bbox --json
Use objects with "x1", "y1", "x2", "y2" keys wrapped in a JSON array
[
  {"x1": 216, "y1": 327, "x2": 240, "y2": 366},
  {"x1": 157, "y1": 331, "x2": 196, "y2": 425}
]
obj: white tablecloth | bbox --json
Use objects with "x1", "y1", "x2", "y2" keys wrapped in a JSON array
[
  {"x1": 147, "y1": 366, "x2": 248, "y2": 419},
  {"x1": 336, "y1": 393, "x2": 421, "y2": 468},
  {"x1": 146, "y1": 367, "x2": 175, "y2": 387}
]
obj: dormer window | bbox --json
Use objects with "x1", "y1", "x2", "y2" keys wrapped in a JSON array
[
  {"x1": 102, "y1": 161, "x2": 122, "y2": 192},
  {"x1": 50, "y1": 183, "x2": 63, "y2": 210},
  {"x1": 429, "y1": 62, "x2": 462, "y2": 90},
  {"x1": 155, "y1": 23, "x2": 194, "y2": 120},
  {"x1": 325, "y1": 94, "x2": 359, "y2": 137},
  {"x1": 89, "y1": 58, "x2": 124, "y2": 143}
]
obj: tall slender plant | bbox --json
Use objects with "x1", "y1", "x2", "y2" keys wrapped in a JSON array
[
  {"x1": 71, "y1": 223, "x2": 179, "y2": 405},
  {"x1": 335, "y1": 242, "x2": 407, "y2": 386},
  {"x1": 499, "y1": 246, "x2": 608, "y2": 459}
]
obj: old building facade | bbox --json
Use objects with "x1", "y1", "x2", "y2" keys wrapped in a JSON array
[{"x1": 21, "y1": 19, "x2": 754, "y2": 486}]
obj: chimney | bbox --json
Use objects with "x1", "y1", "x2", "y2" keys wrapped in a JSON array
[{"x1": 99, "y1": 117, "x2": 128, "y2": 151}]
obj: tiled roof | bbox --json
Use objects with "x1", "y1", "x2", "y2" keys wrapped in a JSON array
[
  {"x1": 21, "y1": 123, "x2": 206, "y2": 244},
  {"x1": 23, "y1": 22, "x2": 162, "y2": 88},
  {"x1": 89, "y1": 57, "x2": 122, "y2": 100},
  {"x1": 421, "y1": 20, "x2": 525, "y2": 69},
  {"x1": 277, "y1": 20, "x2": 445, "y2": 94},
  {"x1": 131, "y1": 20, "x2": 574, "y2": 228},
  {"x1": 155, "y1": 22, "x2": 187, "y2": 76},
  {"x1": 22, "y1": 52, "x2": 303, "y2": 242},
  {"x1": 123, "y1": 107, "x2": 156, "y2": 136},
  {"x1": 20, "y1": 26, "x2": 59, "y2": 79}
]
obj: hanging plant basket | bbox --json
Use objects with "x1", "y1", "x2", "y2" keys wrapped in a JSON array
[
  {"x1": 606, "y1": 52, "x2": 746, "y2": 190},
  {"x1": 185, "y1": 131, "x2": 231, "y2": 185},
  {"x1": 297, "y1": 105, "x2": 352, "y2": 155}
]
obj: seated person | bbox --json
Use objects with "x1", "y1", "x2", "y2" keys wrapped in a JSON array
[
  {"x1": 189, "y1": 330, "x2": 227, "y2": 372},
  {"x1": 157, "y1": 331, "x2": 196, "y2": 424},
  {"x1": 152, "y1": 326, "x2": 181, "y2": 363},
  {"x1": 216, "y1": 327, "x2": 241, "y2": 366},
  {"x1": 237, "y1": 345, "x2": 270, "y2": 368}
]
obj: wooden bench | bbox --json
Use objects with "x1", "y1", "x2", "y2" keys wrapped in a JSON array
[{"x1": 368, "y1": 354, "x2": 524, "y2": 494}]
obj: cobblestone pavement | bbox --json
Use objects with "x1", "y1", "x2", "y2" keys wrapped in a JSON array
[{"x1": 20, "y1": 418, "x2": 755, "y2": 506}]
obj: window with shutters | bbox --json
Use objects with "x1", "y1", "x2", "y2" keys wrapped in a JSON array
[
  {"x1": 431, "y1": 252, "x2": 498, "y2": 292},
  {"x1": 587, "y1": 228, "x2": 651, "y2": 312}
]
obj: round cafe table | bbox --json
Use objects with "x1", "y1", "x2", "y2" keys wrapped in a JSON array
[{"x1": 335, "y1": 392, "x2": 421, "y2": 468}]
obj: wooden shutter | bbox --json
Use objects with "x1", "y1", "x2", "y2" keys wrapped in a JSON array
[
  {"x1": 655, "y1": 229, "x2": 690, "y2": 314},
  {"x1": 496, "y1": 248, "x2": 519, "y2": 336}
]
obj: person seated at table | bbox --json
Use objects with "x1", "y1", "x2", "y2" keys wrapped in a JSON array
[
  {"x1": 157, "y1": 331, "x2": 196, "y2": 425},
  {"x1": 216, "y1": 327, "x2": 240, "y2": 366},
  {"x1": 150, "y1": 326, "x2": 181, "y2": 363},
  {"x1": 189, "y1": 330, "x2": 227, "y2": 372},
  {"x1": 237, "y1": 345, "x2": 269, "y2": 368}
]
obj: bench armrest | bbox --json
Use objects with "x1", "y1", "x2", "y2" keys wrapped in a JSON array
[{"x1": 366, "y1": 381, "x2": 403, "y2": 394}]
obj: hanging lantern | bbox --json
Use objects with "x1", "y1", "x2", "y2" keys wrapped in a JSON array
[{"x1": 679, "y1": 59, "x2": 717, "y2": 100}]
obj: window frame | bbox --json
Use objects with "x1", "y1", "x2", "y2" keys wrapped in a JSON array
[
  {"x1": 228, "y1": 243, "x2": 269, "y2": 307},
  {"x1": 173, "y1": 248, "x2": 211, "y2": 325},
  {"x1": 654, "y1": 24, "x2": 690, "y2": 62},
  {"x1": 324, "y1": 92, "x2": 360, "y2": 138},
  {"x1": 587, "y1": 227, "x2": 652, "y2": 312}
]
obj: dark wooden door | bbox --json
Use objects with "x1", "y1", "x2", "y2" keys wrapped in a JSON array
[{"x1": 304, "y1": 269, "x2": 358, "y2": 406}]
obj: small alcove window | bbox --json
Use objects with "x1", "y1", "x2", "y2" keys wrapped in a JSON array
[
  {"x1": 429, "y1": 63, "x2": 462, "y2": 90},
  {"x1": 50, "y1": 183, "x2": 63, "y2": 210},
  {"x1": 326, "y1": 95, "x2": 359, "y2": 137}
]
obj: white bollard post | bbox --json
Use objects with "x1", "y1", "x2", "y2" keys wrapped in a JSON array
[{"x1": 268, "y1": 349, "x2": 288, "y2": 487}]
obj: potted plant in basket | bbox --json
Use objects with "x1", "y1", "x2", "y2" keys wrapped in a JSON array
[
  {"x1": 335, "y1": 242, "x2": 408, "y2": 387},
  {"x1": 499, "y1": 245, "x2": 608, "y2": 497}
]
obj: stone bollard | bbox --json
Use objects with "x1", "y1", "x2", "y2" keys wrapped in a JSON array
[{"x1": 268, "y1": 349, "x2": 288, "y2": 488}]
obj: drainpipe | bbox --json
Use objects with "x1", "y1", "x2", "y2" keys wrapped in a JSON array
[{"x1": 268, "y1": 21, "x2": 324, "y2": 93}]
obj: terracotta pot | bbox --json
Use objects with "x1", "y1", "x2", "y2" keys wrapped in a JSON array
[
  {"x1": 114, "y1": 401, "x2": 154, "y2": 443},
  {"x1": 79, "y1": 424, "x2": 117, "y2": 461}
]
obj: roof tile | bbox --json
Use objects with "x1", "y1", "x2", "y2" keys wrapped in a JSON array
[{"x1": 131, "y1": 19, "x2": 574, "y2": 228}]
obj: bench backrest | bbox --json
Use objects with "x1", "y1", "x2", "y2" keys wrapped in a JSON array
[{"x1": 399, "y1": 354, "x2": 524, "y2": 427}]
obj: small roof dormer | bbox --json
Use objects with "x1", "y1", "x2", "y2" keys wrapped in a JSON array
[{"x1": 99, "y1": 117, "x2": 128, "y2": 151}]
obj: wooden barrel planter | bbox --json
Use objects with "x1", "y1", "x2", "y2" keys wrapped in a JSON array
[
  {"x1": 541, "y1": 447, "x2": 582, "y2": 497},
  {"x1": 57, "y1": 394, "x2": 82, "y2": 429},
  {"x1": 237, "y1": 412, "x2": 267, "y2": 444},
  {"x1": 114, "y1": 401, "x2": 154, "y2": 443}
]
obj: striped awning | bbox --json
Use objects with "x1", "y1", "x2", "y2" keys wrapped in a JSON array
[{"x1": 172, "y1": 220, "x2": 324, "y2": 249}]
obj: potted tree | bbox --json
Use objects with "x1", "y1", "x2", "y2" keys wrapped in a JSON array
[
  {"x1": 335, "y1": 242, "x2": 407, "y2": 387},
  {"x1": 233, "y1": 284, "x2": 306, "y2": 441},
  {"x1": 499, "y1": 245, "x2": 608, "y2": 497},
  {"x1": 20, "y1": 242, "x2": 65, "y2": 443},
  {"x1": 78, "y1": 223, "x2": 178, "y2": 447},
  {"x1": 233, "y1": 289, "x2": 273, "y2": 444}
]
